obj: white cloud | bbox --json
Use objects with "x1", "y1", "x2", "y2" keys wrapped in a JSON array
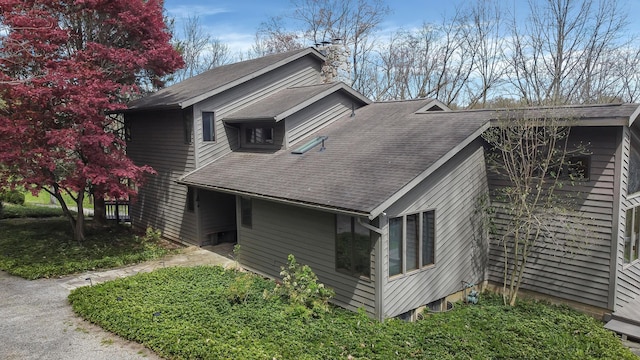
[{"x1": 166, "y1": 5, "x2": 229, "y2": 19}]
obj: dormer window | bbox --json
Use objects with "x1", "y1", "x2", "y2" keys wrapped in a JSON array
[{"x1": 246, "y1": 127, "x2": 274, "y2": 144}]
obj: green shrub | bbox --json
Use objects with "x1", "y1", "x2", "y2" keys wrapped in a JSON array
[
  {"x1": 224, "y1": 272, "x2": 255, "y2": 304},
  {"x1": 0, "y1": 189, "x2": 25, "y2": 205},
  {"x1": 268, "y1": 254, "x2": 335, "y2": 316}
]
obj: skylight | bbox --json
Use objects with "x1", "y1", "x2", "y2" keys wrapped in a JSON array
[{"x1": 291, "y1": 136, "x2": 328, "y2": 154}]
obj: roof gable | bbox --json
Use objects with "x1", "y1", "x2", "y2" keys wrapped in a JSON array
[
  {"x1": 125, "y1": 48, "x2": 325, "y2": 112},
  {"x1": 222, "y1": 82, "x2": 371, "y2": 122}
]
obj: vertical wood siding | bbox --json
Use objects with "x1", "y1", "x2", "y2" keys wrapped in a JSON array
[
  {"x1": 285, "y1": 92, "x2": 356, "y2": 147},
  {"x1": 381, "y1": 141, "x2": 489, "y2": 318},
  {"x1": 193, "y1": 57, "x2": 322, "y2": 167},
  {"x1": 126, "y1": 110, "x2": 198, "y2": 244},
  {"x1": 487, "y1": 127, "x2": 618, "y2": 309},
  {"x1": 617, "y1": 125, "x2": 640, "y2": 309},
  {"x1": 238, "y1": 199, "x2": 377, "y2": 316}
]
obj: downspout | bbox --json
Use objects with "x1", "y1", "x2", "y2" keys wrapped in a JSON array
[
  {"x1": 358, "y1": 215, "x2": 386, "y2": 321},
  {"x1": 357, "y1": 217, "x2": 383, "y2": 235}
]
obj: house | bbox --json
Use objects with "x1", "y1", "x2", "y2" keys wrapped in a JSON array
[{"x1": 120, "y1": 47, "x2": 640, "y2": 330}]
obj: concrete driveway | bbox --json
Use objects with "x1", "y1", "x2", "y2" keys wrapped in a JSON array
[{"x1": 0, "y1": 245, "x2": 235, "y2": 360}]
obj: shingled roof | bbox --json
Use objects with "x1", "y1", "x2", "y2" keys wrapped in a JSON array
[
  {"x1": 223, "y1": 83, "x2": 371, "y2": 122},
  {"x1": 179, "y1": 98, "x2": 490, "y2": 218},
  {"x1": 125, "y1": 48, "x2": 325, "y2": 112}
]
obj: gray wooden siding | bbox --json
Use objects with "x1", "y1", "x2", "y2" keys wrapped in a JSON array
[
  {"x1": 193, "y1": 57, "x2": 322, "y2": 167},
  {"x1": 237, "y1": 198, "x2": 377, "y2": 316},
  {"x1": 197, "y1": 190, "x2": 237, "y2": 244},
  {"x1": 126, "y1": 110, "x2": 198, "y2": 244},
  {"x1": 285, "y1": 92, "x2": 356, "y2": 147},
  {"x1": 487, "y1": 126, "x2": 618, "y2": 309},
  {"x1": 617, "y1": 124, "x2": 640, "y2": 309},
  {"x1": 381, "y1": 141, "x2": 489, "y2": 318}
]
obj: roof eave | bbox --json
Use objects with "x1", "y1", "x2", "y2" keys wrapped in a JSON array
[
  {"x1": 274, "y1": 82, "x2": 371, "y2": 121},
  {"x1": 181, "y1": 48, "x2": 326, "y2": 109},
  {"x1": 176, "y1": 179, "x2": 371, "y2": 218}
]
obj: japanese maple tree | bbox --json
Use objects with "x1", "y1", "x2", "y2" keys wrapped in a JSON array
[{"x1": 0, "y1": 0, "x2": 183, "y2": 242}]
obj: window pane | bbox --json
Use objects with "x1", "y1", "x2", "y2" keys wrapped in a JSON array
[
  {"x1": 240, "y1": 197, "x2": 252, "y2": 228},
  {"x1": 336, "y1": 215, "x2": 352, "y2": 272},
  {"x1": 389, "y1": 217, "x2": 403, "y2": 276},
  {"x1": 353, "y1": 219, "x2": 371, "y2": 277},
  {"x1": 422, "y1": 211, "x2": 435, "y2": 266},
  {"x1": 265, "y1": 128, "x2": 274, "y2": 144},
  {"x1": 202, "y1": 112, "x2": 214, "y2": 142},
  {"x1": 406, "y1": 214, "x2": 419, "y2": 271},
  {"x1": 186, "y1": 187, "x2": 194, "y2": 212},
  {"x1": 255, "y1": 128, "x2": 264, "y2": 143},
  {"x1": 625, "y1": 209, "x2": 633, "y2": 263}
]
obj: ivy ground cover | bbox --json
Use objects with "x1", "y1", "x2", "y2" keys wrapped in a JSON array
[{"x1": 69, "y1": 266, "x2": 637, "y2": 360}]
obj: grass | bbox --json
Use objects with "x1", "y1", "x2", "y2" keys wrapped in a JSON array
[
  {"x1": 0, "y1": 218, "x2": 171, "y2": 279},
  {"x1": 69, "y1": 266, "x2": 638, "y2": 360},
  {"x1": 1, "y1": 203, "x2": 67, "y2": 219},
  {"x1": 23, "y1": 190, "x2": 93, "y2": 210}
]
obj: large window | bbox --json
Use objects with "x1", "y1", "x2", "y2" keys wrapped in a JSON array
[
  {"x1": 625, "y1": 206, "x2": 640, "y2": 264},
  {"x1": 202, "y1": 112, "x2": 215, "y2": 142},
  {"x1": 246, "y1": 127, "x2": 274, "y2": 144},
  {"x1": 389, "y1": 210, "x2": 435, "y2": 277},
  {"x1": 336, "y1": 215, "x2": 371, "y2": 278}
]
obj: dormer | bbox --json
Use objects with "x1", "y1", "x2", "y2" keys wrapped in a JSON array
[{"x1": 222, "y1": 82, "x2": 370, "y2": 150}]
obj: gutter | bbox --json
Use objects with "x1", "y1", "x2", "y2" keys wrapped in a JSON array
[{"x1": 176, "y1": 180, "x2": 371, "y2": 219}]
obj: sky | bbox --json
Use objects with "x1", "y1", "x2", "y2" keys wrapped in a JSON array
[
  {"x1": 163, "y1": 0, "x2": 464, "y2": 55},
  {"x1": 163, "y1": 0, "x2": 640, "y2": 56}
]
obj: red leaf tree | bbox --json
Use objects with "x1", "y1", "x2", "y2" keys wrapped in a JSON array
[{"x1": 0, "y1": 0, "x2": 183, "y2": 242}]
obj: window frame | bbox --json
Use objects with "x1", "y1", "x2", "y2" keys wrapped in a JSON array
[
  {"x1": 202, "y1": 111, "x2": 215, "y2": 142},
  {"x1": 244, "y1": 126, "x2": 274, "y2": 145},
  {"x1": 335, "y1": 214, "x2": 372, "y2": 279},
  {"x1": 389, "y1": 210, "x2": 436, "y2": 278},
  {"x1": 625, "y1": 206, "x2": 640, "y2": 265}
]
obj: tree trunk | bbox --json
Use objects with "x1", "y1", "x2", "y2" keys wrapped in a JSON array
[
  {"x1": 75, "y1": 191, "x2": 86, "y2": 243},
  {"x1": 93, "y1": 195, "x2": 107, "y2": 226}
]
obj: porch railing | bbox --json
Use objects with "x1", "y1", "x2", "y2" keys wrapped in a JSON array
[{"x1": 105, "y1": 199, "x2": 130, "y2": 223}]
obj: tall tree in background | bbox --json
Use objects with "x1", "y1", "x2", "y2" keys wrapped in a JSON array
[
  {"x1": 507, "y1": 0, "x2": 629, "y2": 105},
  {"x1": 256, "y1": 0, "x2": 390, "y2": 96},
  {"x1": 0, "y1": 0, "x2": 183, "y2": 242},
  {"x1": 173, "y1": 15, "x2": 231, "y2": 82}
]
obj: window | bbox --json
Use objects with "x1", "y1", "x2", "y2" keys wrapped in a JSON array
[
  {"x1": 562, "y1": 156, "x2": 590, "y2": 181},
  {"x1": 186, "y1": 187, "x2": 195, "y2": 212},
  {"x1": 183, "y1": 111, "x2": 193, "y2": 144},
  {"x1": 625, "y1": 206, "x2": 640, "y2": 264},
  {"x1": 202, "y1": 112, "x2": 215, "y2": 142},
  {"x1": 240, "y1": 197, "x2": 252, "y2": 228},
  {"x1": 246, "y1": 127, "x2": 274, "y2": 144},
  {"x1": 389, "y1": 210, "x2": 436, "y2": 277},
  {"x1": 336, "y1": 214, "x2": 371, "y2": 278}
]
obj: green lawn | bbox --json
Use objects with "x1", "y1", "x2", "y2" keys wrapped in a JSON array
[
  {"x1": 23, "y1": 190, "x2": 93, "y2": 209},
  {"x1": 69, "y1": 266, "x2": 637, "y2": 360},
  {"x1": 0, "y1": 218, "x2": 170, "y2": 279},
  {"x1": 1, "y1": 203, "x2": 67, "y2": 218}
]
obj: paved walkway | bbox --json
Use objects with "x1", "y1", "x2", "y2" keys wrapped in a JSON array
[{"x1": 0, "y1": 244, "x2": 235, "y2": 360}]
